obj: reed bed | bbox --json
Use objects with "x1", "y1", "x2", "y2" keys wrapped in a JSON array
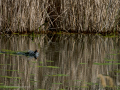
[{"x1": 0, "y1": 0, "x2": 120, "y2": 33}]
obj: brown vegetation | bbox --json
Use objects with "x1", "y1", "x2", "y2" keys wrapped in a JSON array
[
  {"x1": 98, "y1": 74, "x2": 115, "y2": 89},
  {"x1": 0, "y1": 0, "x2": 120, "y2": 34}
]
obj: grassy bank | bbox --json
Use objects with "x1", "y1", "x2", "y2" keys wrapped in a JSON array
[{"x1": 0, "y1": 0, "x2": 120, "y2": 34}]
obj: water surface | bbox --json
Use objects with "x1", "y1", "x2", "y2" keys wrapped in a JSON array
[{"x1": 0, "y1": 34, "x2": 120, "y2": 90}]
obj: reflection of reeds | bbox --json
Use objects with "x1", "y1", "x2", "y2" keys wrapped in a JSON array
[
  {"x1": 98, "y1": 74, "x2": 106, "y2": 88},
  {"x1": 98, "y1": 74, "x2": 114, "y2": 88},
  {"x1": 0, "y1": 0, "x2": 119, "y2": 33},
  {"x1": 105, "y1": 76, "x2": 114, "y2": 88}
]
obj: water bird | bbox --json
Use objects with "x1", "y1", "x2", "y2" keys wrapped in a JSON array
[
  {"x1": 0, "y1": 50, "x2": 39, "y2": 59},
  {"x1": 23, "y1": 50, "x2": 39, "y2": 59}
]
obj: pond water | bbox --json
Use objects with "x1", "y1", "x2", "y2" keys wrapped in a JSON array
[{"x1": 0, "y1": 34, "x2": 120, "y2": 90}]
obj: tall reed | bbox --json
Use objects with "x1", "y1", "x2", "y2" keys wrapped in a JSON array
[{"x1": 0, "y1": 0, "x2": 120, "y2": 33}]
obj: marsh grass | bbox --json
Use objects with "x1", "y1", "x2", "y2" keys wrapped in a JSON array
[{"x1": 0, "y1": 0, "x2": 120, "y2": 33}]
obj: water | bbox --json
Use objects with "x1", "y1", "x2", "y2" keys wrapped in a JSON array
[{"x1": 0, "y1": 34, "x2": 119, "y2": 90}]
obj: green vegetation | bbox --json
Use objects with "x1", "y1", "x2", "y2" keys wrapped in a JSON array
[
  {"x1": 0, "y1": 86, "x2": 20, "y2": 89},
  {"x1": 37, "y1": 66, "x2": 60, "y2": 68},
  {"x1": 45, "y1": 74, "x2": 69, "y2": 76},
  {"x1": 0, "y1": 76, "x2": 21, "y2": 79},
  {"x1": 46, "y1": 60, "x2": 54, "y2": 62}
]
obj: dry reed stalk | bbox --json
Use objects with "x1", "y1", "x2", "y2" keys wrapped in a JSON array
[
  {"x1": 105, "y1": 76, "x2": 114, "y2": 88},
  {"x1": 98, "y1": 74, "x2": 115, "y2": 89},
  {"x1": 98, "y1": 74, "x2": 106, "y2": 88},
  {"x1": 115, "y1": 9, "x2": 120, "y2": 30},
  {"x1": 0, "y1": 0, "x2": 120, "y2": 33}
]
